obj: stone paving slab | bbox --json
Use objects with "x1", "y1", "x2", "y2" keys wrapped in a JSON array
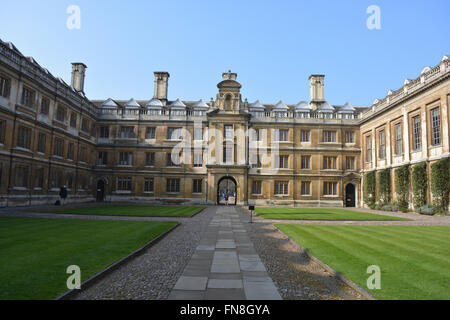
[
  {"x1": 207, "y1": 279, "x2": 243, "y2": 289},
  {"x1": 168, "y1": 206, "x2": 282, "y2": 300},
  {"x1": 243, "y1": 278, "x2": 282, "y2": 300},
  {"x1": 174, "y1": 276, "x2": 208, "y2": 291}
]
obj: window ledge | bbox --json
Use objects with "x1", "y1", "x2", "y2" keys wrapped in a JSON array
[
  {"x1": 14, "y1": 147, "x2": 33, "y2": 154},
  {"x1": 53, "y1": 119, "x2": 66, "y2": 126},
  {"x1": 12, "y1": 187, "x2": 28, "y2": 191},
  {"x1": 17, "y1": 104, "x2": 36, "y2": 112}
]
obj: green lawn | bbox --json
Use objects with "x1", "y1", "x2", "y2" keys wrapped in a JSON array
[
  {"x1": 276, "y1": 225, "x2": 450, "y2": 299},
  {"x1": 46, "y1": 205, "x2": 204, "y2": 217},
  {"x1": 0, "y1": 217, "x2": 177, "y2": 299},
  {"x1": 256, "y1": 207, "x2": 409, "y2": 221}
]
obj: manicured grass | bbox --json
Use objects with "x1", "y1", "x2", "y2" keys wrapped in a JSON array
[
  {"x1": 0, "y1": 217, "x2": 177, "y2": 299},
  {"x1": 276, "y1": 225, "x2": 450, "y2": 299},
  {"x1": 255, "y1": 207, "x2": 409, "y2": 221},
  {"x1": 46, "y1": 205, "x2": 204, "y2": 217}
]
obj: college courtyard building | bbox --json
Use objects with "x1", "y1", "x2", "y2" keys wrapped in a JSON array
[{"x1": 0, "y1": 39, "x2": 448, "y2": 208}]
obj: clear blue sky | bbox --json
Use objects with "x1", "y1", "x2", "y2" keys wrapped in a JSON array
[{"x1": 1, "y1": 0, "x2": 449, "y2": 106}]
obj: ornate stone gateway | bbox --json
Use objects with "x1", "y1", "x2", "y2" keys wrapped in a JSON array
[{"x1": 217, "y1": 176, "x2": 237, "y2": 205}]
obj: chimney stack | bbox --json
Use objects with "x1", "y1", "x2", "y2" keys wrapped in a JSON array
[
  {"x1": 153, "y1": 71, "x2": 170, "y2": 103},
  {"x1": 71, "y1": 63, "x2": 87, "y2": 93},
  {"x1": 309, "y1": 74, "x2": 325, "y2": 104}
]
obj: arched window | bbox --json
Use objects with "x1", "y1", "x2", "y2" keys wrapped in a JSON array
[{"x1": 224, "y1": 94, "x2": 233, "y2": 110}]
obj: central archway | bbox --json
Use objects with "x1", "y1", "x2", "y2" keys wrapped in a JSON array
[{"x1": 217, "y1": 176, "x2": 237, "y2": 205}]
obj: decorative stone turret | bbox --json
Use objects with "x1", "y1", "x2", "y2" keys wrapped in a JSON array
[{"x1": 216, "y1": 70, "x2": 242, "y2": 112}]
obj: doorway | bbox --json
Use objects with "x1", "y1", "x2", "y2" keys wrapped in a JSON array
[
  {"x1": 96, "y1": 180, "x2": 105, "y2": 202},
  {"x1": 217, "y1": 176, "x2": 237, "y2": 205},
  {"x1": 345, "y1": 183, "x2": 356, "y2": 207}
]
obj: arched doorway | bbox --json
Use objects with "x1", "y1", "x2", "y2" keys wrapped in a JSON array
[
  {"x1": 217, "y1": 176, "x2": 237, "y2": 205},
  {"x1": 96, "y1": 180, "x2": 105, "y2": 202},
  {"x1": 345, "y1": 183, "x2": 356, "y2": 207}
]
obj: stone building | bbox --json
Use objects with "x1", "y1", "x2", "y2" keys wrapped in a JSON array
[{"x1": 0, "y1": 39, "x2": 448, "y2": 208}]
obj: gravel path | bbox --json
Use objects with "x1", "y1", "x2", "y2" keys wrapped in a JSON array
[
  {"x1": 69, "y1": 206, "x2": 215, "y2": 300},
  {"x1": 240, "y1": 208, "x2": 366, "y2": 300}
]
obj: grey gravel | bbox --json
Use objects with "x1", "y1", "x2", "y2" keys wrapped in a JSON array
[
  {"x1": 239, "y1": 207, "x2": 365, "y2": 300},
  {"x1": 69, "y1": 207, "x2": 214, "y2": 300}
]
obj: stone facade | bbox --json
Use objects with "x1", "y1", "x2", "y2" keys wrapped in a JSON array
[
  {"x1": 360, "y1": 60, "x2": 450, "y2": 209},
  {"x1": 0, "y1": 39, "x2": 448, "y2": 208}
]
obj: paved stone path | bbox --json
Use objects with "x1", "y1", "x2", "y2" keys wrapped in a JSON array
[{"x1": 168, "y1": 206, "x2": 282, "y2": 300}]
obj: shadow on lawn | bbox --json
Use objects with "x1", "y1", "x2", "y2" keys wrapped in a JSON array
[{"x1": 246, "y1": 218, "x2": 367, "y2": 300}]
